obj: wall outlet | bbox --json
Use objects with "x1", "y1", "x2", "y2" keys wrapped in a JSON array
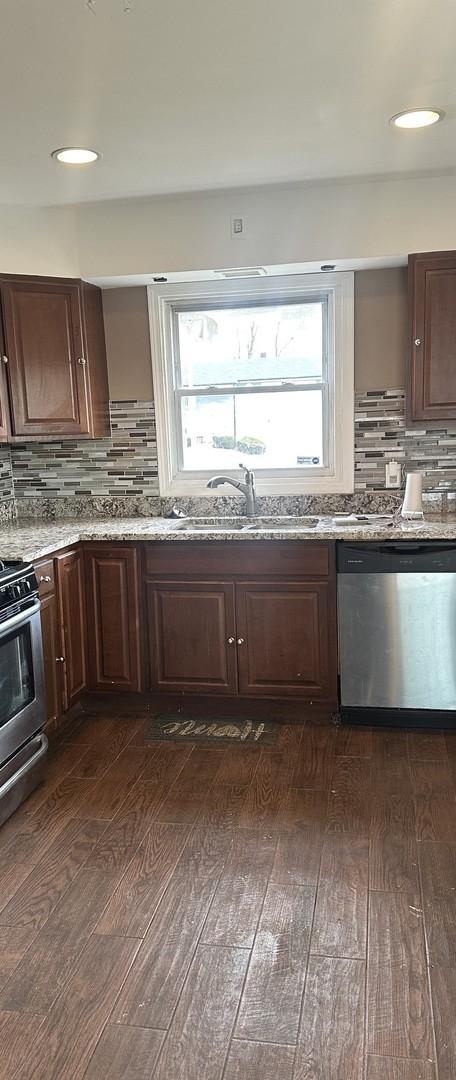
[
  {"x1": 231, "y1": 216, "x2": 244, "y2": 237},
  {"x1": 385, "y1": 459, "x2": 402, "y2": 488}
]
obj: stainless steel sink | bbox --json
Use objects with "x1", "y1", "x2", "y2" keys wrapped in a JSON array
[
  {"x1": 176, "y1": 515, "x2": 320, "y2": 532},
  {"x1": 176, "y1": 518, "x2": 249, "y2": 532},
  {"x1": 175, "y1": 513, "x2": 395, "y2": 533},
  {"x1": 248, "y1": 517, "x2": 319, "y2": 530}
]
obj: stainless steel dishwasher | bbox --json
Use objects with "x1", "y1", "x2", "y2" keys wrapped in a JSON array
[{"x1": 337, "y1": 541, "x2": 456, "y2": 727}]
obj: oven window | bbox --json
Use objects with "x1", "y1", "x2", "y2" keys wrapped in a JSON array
[{"x1": 0, "y1": 624, "x2": 35, "y2": 726}]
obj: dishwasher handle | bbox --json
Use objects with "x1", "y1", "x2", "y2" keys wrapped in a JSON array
[{"x1": 337, "y1": 541, "x2": 456, "y2": 573}]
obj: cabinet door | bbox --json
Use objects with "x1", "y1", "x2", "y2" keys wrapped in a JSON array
[
  {"x1": 1, "y1": 279, "x2": 91, "y2": 437},
  {"x1": 56, "y1": 550, "x2": 87, "y2": 710},
  {"x1": 148, "y1": 581, "x2": 237, "y2": 694},
  {"x1": 0, "y1": 319, "x2": 10, "y2": 441},
  {"x1": 85, "y1": 545, "x2": 142, "y2": 692},
  {"x1": 408, "y1": 251, "x2": 456, "y2": 425},
  {"x1": 39, "y1": 592, "x2": 61, "y2": 727},
  {"x1": 235, "y1": 581, "x2": 337, "y2": 699},
  {"x1": 80, "y1": 282, "x2": 111, "y2": 438}
]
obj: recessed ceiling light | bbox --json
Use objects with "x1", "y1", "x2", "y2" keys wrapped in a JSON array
[
  {"x1": 390, "y1": 108, "x2": 444, "y2": 129},
  {"x1": 51, "y1": 147, "x2": 100, "y2": 164}
]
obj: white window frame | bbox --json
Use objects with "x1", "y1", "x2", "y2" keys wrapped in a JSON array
[{"x1": 148, "y1": 272, "x2": 354, "y2": 497}]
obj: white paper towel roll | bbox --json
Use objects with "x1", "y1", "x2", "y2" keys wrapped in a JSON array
[{"x1": 401, "y1": 472, "x2": 423, "y2": 518}]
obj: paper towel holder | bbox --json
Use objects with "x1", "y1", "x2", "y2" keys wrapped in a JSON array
[{"x1": 401, "y1": 471, "x2": 424, "y2": 520}]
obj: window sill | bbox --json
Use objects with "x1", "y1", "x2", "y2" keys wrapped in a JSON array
[{"x1": 160, "y1": 474, "x2": 355, "y2": 498}]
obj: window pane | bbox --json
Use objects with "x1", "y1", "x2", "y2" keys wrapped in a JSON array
[
  {"x1": 176, "y1": 302, "x2": 323, "y2": 387},
  {"x1": 180, "y1": 390, "x2": 323, "y2": 471},
  {"x1": 0, "y1": 626, "x2": 34, "y2": 727}
]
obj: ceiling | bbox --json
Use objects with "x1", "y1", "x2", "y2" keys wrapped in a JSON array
[{"x1": 2, "y1": 0, "x2": 456, "y2": 206}]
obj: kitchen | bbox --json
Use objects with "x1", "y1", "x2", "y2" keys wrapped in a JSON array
[{"x1": 1, "y1": 2, "x2": 456, "y2": 1078}]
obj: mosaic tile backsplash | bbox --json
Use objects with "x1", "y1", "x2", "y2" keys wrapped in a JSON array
[
  {"x1": 355, "y1": 388, "x2": 456, "y2": 491},
  {"x1": 0, "y1": 446, "x2": 13, "y2": 501},
  {"x1": 10, "y1": 401, "x2": 159, "y2": 498},
  {"x1": 3, "y1": 390, "x2": 456, "y2": 521}
]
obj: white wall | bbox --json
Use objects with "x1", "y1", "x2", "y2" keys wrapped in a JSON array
[
  {"x1": 1, "y1": 170, "x2": 456, "y2": 282},
  {"x1": 75, "y1": 172, "x2": 456, "y2": 280},
  {"x1": 0, "y1": 205, "x2": 79, "y2": 277}
]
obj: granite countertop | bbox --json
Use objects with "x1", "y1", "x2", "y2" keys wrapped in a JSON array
[{"x1": 2, "y1": 513, "x2": 456, "y2": 562}]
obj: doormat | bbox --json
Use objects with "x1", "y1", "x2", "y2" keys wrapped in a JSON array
[{"x1": 145, "y1": 716, "x2": 279, "y2": 745}]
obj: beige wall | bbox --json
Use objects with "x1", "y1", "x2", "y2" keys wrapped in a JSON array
[
  {"x1": 354, "y1": 267, "x2": 407, "y2": 390},
  {"x1": 76, "y1": 172, "x2": 456, "y2": 280},
  {"x1": 102, "y1": 286, "x2": 153, "y2": 401},
  {"x1": 0, "y1": 172, "x2": 455, "y2": 281},
  {"x1": 102, "y1": 267, "x2": 408, "y2": 401},
  {"x1": 0, "y1": 204, "x2": 79, "y2": 277}
]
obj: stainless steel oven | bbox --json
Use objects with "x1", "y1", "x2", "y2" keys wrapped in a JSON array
[{"x1": 0, "y1": 561, "x2": 48, "y2": 826}]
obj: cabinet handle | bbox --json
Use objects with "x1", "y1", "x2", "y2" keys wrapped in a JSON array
[
  {"x1": 1, "y1": 355, "x2": 8, "y2": 365},
  {"x1": 414, "y1": 338, "x2": 421, "y2": 347},
  {"x1": 227, "y1": 636, "x2": 235, "y2": 645},
  {"x1": 77, "y1": 357, "x2": 87, "y2": 366},
  {"x1": 56, "y1": 656, "x2": 65, "y2": 663},
  {"x1": 237, "y1": 637, "x2": 245, "y2": 645},
  {"x1": 39, "y1": 575, "x2": 51, "y2": 583}
]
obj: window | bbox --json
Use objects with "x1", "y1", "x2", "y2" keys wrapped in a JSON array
[{"x1": 148, "y1": 272, "x2": 354, "y2": 496}]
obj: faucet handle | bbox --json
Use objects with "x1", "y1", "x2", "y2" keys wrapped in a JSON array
[{"x1": 239, "y1": 462, "x2": 254, "y2": 481}]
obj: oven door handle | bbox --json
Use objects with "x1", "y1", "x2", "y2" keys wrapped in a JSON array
[{"x1": 0, "y1": 598, "x2": 41, "y2": 637}]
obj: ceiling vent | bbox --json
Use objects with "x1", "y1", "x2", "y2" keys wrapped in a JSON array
[{"x1": 214, "y1": 267, "x2": 267, "y2": 279}]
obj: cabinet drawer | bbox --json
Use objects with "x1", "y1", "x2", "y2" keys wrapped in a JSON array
[
  {"x1": 34, "y1": 558, "x2": 55, "y2": 597},
  {"x1": 144, "y1": 541, "x2": 331, "y2": 579}
]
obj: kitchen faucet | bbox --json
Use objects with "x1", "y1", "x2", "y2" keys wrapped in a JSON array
[{"x1": 207, "y1": 463, "x2": 256, "y2": 516}]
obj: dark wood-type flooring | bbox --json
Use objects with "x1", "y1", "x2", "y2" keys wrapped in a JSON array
[{"x1": 0, "y1": 708, "x2": 455, "y2": 1078}]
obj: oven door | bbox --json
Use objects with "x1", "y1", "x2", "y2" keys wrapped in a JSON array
[{"x1": 0, "y1": 600, "x2": 46, "y2": 765}]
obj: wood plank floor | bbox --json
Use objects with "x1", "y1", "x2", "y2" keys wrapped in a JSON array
[{"x1": 0, "y1": 709, "x2": 454, "y2": 1078}]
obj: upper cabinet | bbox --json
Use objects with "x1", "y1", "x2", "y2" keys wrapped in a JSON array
[
  {"x1": 407, "y1": 251, "x2": 456, "y2": 426},
  {"x1": 0, "y1": 275, "x2": 110, "y2": 440}
]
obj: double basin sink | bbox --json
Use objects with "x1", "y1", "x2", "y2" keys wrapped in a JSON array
[{"x1": 175, "y1": 514, "x2": 394, "y2": 533}]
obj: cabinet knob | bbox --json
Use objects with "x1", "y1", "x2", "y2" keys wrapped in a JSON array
[
  {"x1": 237, "y1": 637, "x2": 245, "y2": 645},
  {"x1": 56, "y1": 656, "x2": 65, "y2": 663},
  {"x1": 39, "y1": 575, "x2": 51, "y2": 583},
  {"x1": 227, "y1": 636, "x2": 235, "y2": 645},
  {"x1": 77, "y1": 357, "x2": 87, "y2": 366},
  {"x1": 1, "y1": 355, "x2": 8, "y2": 365},
  {"x1": 414, "y1": 338, "x2": 422, "y2": 347}
]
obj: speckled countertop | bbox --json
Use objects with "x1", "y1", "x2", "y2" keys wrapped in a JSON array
[{"x1": 2, "y1": 513, "x2": 456, "y2": 563}]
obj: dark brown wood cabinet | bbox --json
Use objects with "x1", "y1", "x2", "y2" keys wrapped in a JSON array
[
  {"x1": 147, "y1": 580, "x2": 238, "y2": 694},
  {"x1": 84, "y1": 544, "x2": 142, "y2": 692},
  {"x1": 0, "y1": 366, "x2": 10, "y2": 443},
  {"x1": 36, "y1": 539, "x2": 337, "y2": 726},
  {"x1": 0, "y1": 318, "x2": 10, "y2": 443},
  {"x1": 39, "y1": 592, "x2": 61, "y2": 728},
  {"x1": 408, "y1": 251, "x2": 456, "y2": 426},
  {"x1": 35, "y1": 555, "x2": 61, "y2": 730},
  {"x1": 55, "y1": 549, "x2": 87, "y2": 711},
  {"x1": 145, "y1": 542, "x2": 337, "y2": 703},
  {"x1": 0, "y1": 275, "x2": 110, "y2": 440},
  {"x1": 235, "y1": 580, "x2": 336, "y2": 698}
]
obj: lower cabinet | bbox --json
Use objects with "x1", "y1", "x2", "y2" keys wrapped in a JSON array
[
  {"x1": 147, "y1": 581, "x2": 238, "y2": 694},
  {"x1": 235, "y1": 581, "x2": 336, "y2": 698},
  {"x1": 84, "y1": 544, "x2": 142, "y2": 692},
  {"x1": 146, "y1": 550, "x2": 337, "y2": 702},
  {"x1": 36, "y1": 539, "x2": 337, "y2": 724},
  {"x1": 39, "y1": 592, "x2": 61, "y2": 727},
  {"x1": 55, "y1": 549, "x2": 87, "y2": 712}
]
